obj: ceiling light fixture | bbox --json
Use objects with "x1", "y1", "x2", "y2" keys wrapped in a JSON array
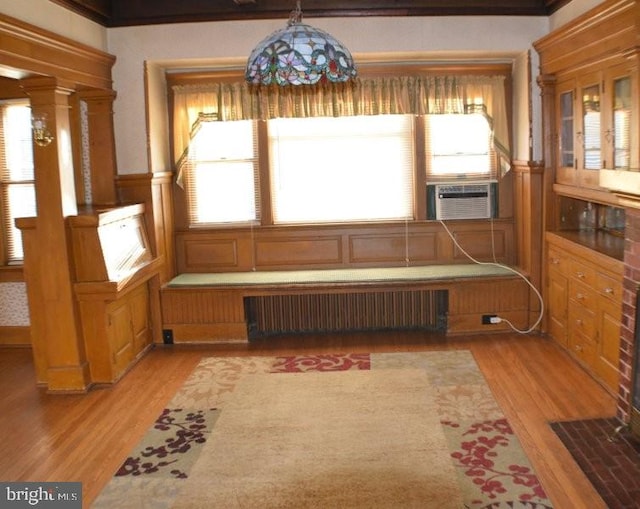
[{"x1": 245, "y1": 0, "x2": 357, "y2": 86}]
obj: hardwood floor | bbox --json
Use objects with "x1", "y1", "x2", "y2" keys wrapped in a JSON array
[{"x1": 0, "y1": 331, "x2": 616, "y2": 508}]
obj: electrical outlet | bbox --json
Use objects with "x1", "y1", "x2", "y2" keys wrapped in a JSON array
[
  {"x1": 482, "y1": 314, "x2": 498, "y2": 325},
  {"x1": 162, "y1": 329, "x2": 174, "y2": 344}
]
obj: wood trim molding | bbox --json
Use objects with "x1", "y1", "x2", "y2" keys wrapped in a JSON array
[
  {"x1": 167, "y1": 63, "x2": 513, "y2": 86},
  {"x1": 534, "y1": 0, "x2": 638, "y2": 74},
  {"x1": 0, "y1": 13, "x2": 115, "y2": 89},
  {"x1": 0, "y1": 326, "x2": 31, "y2": 346},
  {"x1": 0, "y1": 266, "x2": 24, "y2": 283},
  {"x1": 512, "y1": 160, "x2": 545, "y2": 174}
]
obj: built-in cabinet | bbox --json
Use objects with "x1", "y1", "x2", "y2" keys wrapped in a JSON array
[
  {"x1": 555, "y1": 62, "x2": 637, "y2": 191},
  {"x1": 535, "y1": 0, "x2": 639, "y2": 395},
  {"x1": 70, "y1": 204, "x2": 163, "y2": 384},
  {"x1": 546, "y1": 232, "x2": 623, "y2": 392}
]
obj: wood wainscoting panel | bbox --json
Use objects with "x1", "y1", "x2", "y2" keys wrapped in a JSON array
[
  {"x1": 160, "y1": 289, "x2": 248, "y2": 342},
  {"x1": 255, "y1": 236, "x2": 342, "y2": 267},
  {"x1": 184, "y1": 238, "x2": 239, "y2": 268},
  {"x1": 0, "y1": 326, "x2": 30, "y2": 346},
  {"x1": 175, "y1": 220, "x2": 516, "y2": 272},
  {"x1": 447, "y1": 278, "x2": 530, "y2": 334},
  {"x1": 349, "y1": 232, "x2": 438, "y2": 264},
  {"x1": 450, "y1": 228, "x2": 508, "y2": 261}
]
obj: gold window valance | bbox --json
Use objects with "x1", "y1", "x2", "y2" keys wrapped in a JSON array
[{"x1": 172, "y1": 74, "x2": 510, "y2": 175}]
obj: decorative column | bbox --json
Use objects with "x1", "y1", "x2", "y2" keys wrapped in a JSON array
[
  {"x1": 20, "y1": 76, "x2": 90, "y2": 392},
  {"x1": 536, "y1": 74, "x2": 557, "y2": 232},
  {"x1": 77, "y1": 89, "x2": 118, "y2": 205}
]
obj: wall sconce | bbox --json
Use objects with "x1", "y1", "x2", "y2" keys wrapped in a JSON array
[{"x1": 32, "y1": 114, "x2": 54, "y2": 147}]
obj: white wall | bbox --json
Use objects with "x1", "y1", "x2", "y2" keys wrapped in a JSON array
[
  {"x1": 107, "y1": 16, "x2": 550, "y2": 175},
  {"x1": 550, "y1": 0, "x2": 604, "y2": 30}
]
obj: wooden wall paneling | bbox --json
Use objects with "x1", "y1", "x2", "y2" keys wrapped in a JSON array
[
  {"x1": 117, "y1": 172, "x2": 175, "y2": 282},
  {"x1": 0, "y1": 326, "x2": 31, "y2": 346},
  {"x1": 174, "y1": 221, "x2": 515, "y2": 273},
  {"x1": 255, "y1": 235, "x2": 343, "y2": 268},
  {"x1": 160, "y1": 288, "x2": 248, "y2": 342},
  {"x1": 533, "y1": 0, "x2": 637, "y2": 75},
  {"x1": 0, "y1": 13, "x2": 115, "y2": 89},
  {"x1": 448, "y1": 278, "x2": 530, "y2": 334},
  {"x1": 449, "y1": 228, "x2": 508, "y2": 262},
  {"x1": 349, "y1": 231, "x2": 438, "y2": 265},
  {"x1": 513, "y1": 160, "x2": 544, "y2": 327}
]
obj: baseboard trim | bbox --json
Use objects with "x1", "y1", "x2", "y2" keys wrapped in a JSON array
[{"x1": 0, "y1": 326, "x2": 31, "y2": 346}]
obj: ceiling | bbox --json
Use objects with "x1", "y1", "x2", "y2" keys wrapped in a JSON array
[{"x1": 50, "y1": 0, "x2": 572, "y2": 27}]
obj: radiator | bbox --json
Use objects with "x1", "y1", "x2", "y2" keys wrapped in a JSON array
[{"x1": 246, "y1": 290, "x2": 448, "y2": 337}]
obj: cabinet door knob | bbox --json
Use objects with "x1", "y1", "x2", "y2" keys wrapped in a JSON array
[
  {"x1": 551, "y1": 258, "x2": 560, "y2": 265},
  {"x1": 604, "y1": 287, "x2": 614, "y2": 294},
  {"x1": 576, "y1": 293, "x2": 584, "y2": 300},
  {"x1": 576, "y1": 271, "x2": 585, "y2": 279}
]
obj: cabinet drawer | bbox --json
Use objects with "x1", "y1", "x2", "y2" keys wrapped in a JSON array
[
  {"x1": 568, "y1": 279, "x2": 597, "y2": 310},
  {"x1": 568, "y1": 301, "x2": 596, "y2": 339},
  {"x1": 596, "y1": 271, "x2": 623, "y2": 304},
  {"x1": 570, "y1": 259, "x2": 597, "y2": 288},
  {"x1": 569, "y1": 332, "x2": 597, "y2": 366},
  {"x1": 547, "y1": 247, "x2": 570, "y2": 273}
]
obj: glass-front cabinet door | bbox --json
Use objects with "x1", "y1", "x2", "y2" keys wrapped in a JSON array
[
  {"x1": 577, "y1": 72, "x2": 602, "y2": 188},
  {"x1": 556, "y1": 78, "x2": 576, "y2": 185},
  {"x1": 612, "y1": 76, "x2": 631, "y2": 169},
  {"x1": 581, "y1": 83, "x2": 601, "y2": 169},
  {"x1": 604, "y1": 62, "x2": 636, "y2": 172}
]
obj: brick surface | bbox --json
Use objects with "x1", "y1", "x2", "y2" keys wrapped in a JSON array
[{"x1": 550, "y1": 418, "x2": 640, "y2": 509}]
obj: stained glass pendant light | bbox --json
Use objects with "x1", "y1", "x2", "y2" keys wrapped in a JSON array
[{"x1": 245, "y1": 1, "x2": 357, "y2": 86}]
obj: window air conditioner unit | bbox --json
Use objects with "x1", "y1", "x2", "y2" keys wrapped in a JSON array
[{"x1": 426, "y1": 181, "x2": 498, "y2": 220}]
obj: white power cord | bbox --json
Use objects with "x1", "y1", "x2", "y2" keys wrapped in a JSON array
[{"x1": 439, "y1": 220, "x2": 544, "y2": 334}]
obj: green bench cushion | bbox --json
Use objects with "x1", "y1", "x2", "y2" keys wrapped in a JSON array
[{"x1": 167, "y1": 264, "x2": 516, "y2": 287}]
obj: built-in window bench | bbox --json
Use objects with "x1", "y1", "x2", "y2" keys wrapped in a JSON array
[{"x1": 160, "y1": 264, "x2": 531, "y2": 343}]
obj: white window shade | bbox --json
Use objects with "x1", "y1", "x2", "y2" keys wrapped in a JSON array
[
  {"x1": 269, "y1": 115, "x2": 414, "y2": 224},
  {"x1": 425, "y1": 113, "x2": 495, "y2": 181},
  {"x1": 184, "y1": 120, "x2": 259, "y2": 225},
  {"x1": 0, "y1": 102, "x2": 36, "y2": 263}
]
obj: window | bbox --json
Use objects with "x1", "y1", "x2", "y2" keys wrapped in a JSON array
[
  {"x1": 268, "y1": 115, "x2": 414, "y2": 223},
  {"x1": 0, "y1": 101, "x2": 36, "y2": 263},
  {"x1": 183, "y1": 112, "x2": 498, "y2": 226},
  {"x1": 184, "y1": 120, "x2": 259, "y2": 225},
  {"x1": 425, "y1": 113, "x2": 494, "y2": 181},
  {"x1": 173, "y1": 72, "x2": 510, "y2": 227}
]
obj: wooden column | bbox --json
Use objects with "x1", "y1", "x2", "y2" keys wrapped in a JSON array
[
  {"x1": 513, "y1": 160, "x2": 545, "y2": 329},
  {"x1": 536, "y1": 74, "x2": 557, "y2": 231},
  {"x1": 20, "y1": 76, "x2": 90, "y2": 392},
  {"x1": 536, "y1": 73, "x2": 557, "y2": 336},
  {"x1": 77, "y1": 89, "x2": 118, "y2": 205}
]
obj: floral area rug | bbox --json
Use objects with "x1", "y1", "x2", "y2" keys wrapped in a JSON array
[{"x1": 93, "y1": 351, "x2": 553, "y2": 508}]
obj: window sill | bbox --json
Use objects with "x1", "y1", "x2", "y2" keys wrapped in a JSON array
[{"x1": 0, "y1": 265, "x2": 25, "y2": 282}]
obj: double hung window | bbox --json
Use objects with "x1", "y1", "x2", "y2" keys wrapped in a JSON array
[
  {"x1": 268, "y1": 115, "x2": 414, "y2": 223},
  {"x1": 184, "y1": 120, "x2": 259, "y2": 225},
  {"x1": 0, "y1": 101, "x2": 36, "y2": 263},
  {"x1": 174, "y1": 73, "x2": 507, "y2": 227},
  {"x1": 425, "y1": 113, "x2": 494, "y2": 180}
]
